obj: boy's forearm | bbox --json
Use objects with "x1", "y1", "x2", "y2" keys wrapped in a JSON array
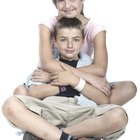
[
  {"x1": 28, "y1": 84, "x2": 59, "y2": 99},
  {"x1": 69, "y1": 67, "x2": 98, "y2": 85},
  {"x1": 68, "y1": 73, "x2": 109, "y2": 105},
  {"x1": 81, "y1": 82, "x2": 109, "y2": 105}
]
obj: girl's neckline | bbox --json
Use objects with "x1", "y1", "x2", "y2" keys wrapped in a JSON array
[{"x1": 56, "y1": 15, "x2": 90, "y2": 27}]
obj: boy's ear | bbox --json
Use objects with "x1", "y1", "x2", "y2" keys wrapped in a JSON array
[
  {"x1": 53, "y1": 37, "x2": 58, "y2": 48},
  {"x1": 82, "y1": 38, "x2": 85, "y2": 44}
]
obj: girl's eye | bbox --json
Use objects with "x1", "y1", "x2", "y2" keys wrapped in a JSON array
[
  {"x1": 56, "y1": 0, "x2": 64, "y2": 3},
  {"x1": 57, "y1": 0, "x2": 76, "y2": 3}
]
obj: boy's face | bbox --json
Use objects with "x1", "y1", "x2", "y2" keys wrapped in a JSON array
[{"x1": 55, "y1": 28, "x2": 84, "y2": 61}]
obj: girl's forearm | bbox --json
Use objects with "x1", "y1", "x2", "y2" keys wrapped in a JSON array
[
  {"x1": 77, "y1": 64, "x2": 107, "y2": 77},
  {"x1": 40, "y1": 58, "x2": 100, "y2": 85}
]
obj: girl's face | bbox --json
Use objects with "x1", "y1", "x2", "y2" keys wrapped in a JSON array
[{"x1": 55, "y1": 0, "x2": 84, "y2": 18}]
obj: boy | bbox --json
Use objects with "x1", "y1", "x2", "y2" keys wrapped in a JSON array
[
  {"x1": 5, "y1": 17, "x2": 127, "y2": 140},
  {"x1": 16, "y1": 17, "x2": 103, "y2": 106}
]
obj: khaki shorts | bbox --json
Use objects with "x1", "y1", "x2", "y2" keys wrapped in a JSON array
[{"x1": 15, "y1": 95, "x2": 126, "y2": 140}]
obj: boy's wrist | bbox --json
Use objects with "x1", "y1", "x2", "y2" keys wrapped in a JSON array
[
  {"x1": 74, "y1": 78, "x2": 86, "y2": 92},
  {"x1": 70, "y1": 76, "x2": 80, "y2": 88}
]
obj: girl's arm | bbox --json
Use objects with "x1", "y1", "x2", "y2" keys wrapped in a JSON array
[
  {"x1": 78, "y1": 31, "x2": 108, "y2": 77},
  {"x1": 68, "y1": 31, "x2": 108, "y2": 85},
  {"x1": 39, "y1": 25, "x2": 107, "y2": 76}
]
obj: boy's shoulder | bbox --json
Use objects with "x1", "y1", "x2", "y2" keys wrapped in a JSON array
[{"x1": 77, "y1": 52, "x2": 92, "y2": 67}]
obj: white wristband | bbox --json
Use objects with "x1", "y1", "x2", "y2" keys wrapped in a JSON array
[{"x1": 74, "y1": 78, "x2": 86, "y2": 92}]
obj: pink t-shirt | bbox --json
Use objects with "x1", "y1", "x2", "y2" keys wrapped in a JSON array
[{"x1": 39, "y1": 17, "x2": 105, "y2": 59}]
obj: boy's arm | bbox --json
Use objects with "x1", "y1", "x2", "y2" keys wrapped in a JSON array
[
  {"x1": 50, "y1": 64, "x2": 109, "y2": 105},
  {"x1": 79, "y1": 81, "x2": 109, "y2": 105},
  {"x1": 28, "y1": 84, "x2": 59, "y2": 100},
  {"x1": 25, "y1": 69, "x2": 59, "y2": 100},
  {"x1": 69, "y1": 76, "x2": 109, "y2": 105}
]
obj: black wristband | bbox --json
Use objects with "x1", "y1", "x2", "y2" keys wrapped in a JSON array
[{"x1": 59, "y1": 86, "x2": 67, "y2": 93}]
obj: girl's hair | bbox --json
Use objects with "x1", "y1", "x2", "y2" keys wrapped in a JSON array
[
  {"x1": 52, "y1": 0, "x2": 84, "y2": 15},
  {"x1": 54, "y1": 17, "x2": 84, "y2": 39},
  {"x1": 52, "y1": 0, "x2": 56, "y2": 5}
]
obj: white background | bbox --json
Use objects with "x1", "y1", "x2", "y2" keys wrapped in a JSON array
[{"x1": 0, "y1": 0, "x2": 139, "y2": 139}]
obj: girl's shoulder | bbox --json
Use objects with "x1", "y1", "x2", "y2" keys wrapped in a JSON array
[
  {"x1": 84, "y1": 18, "x2": 106, "y2": 36},
  {"x1": 39, "y1": 16, "x2": 57, "y2": 32},
  {"x1": 85, "y1": 18, "x2": 104, "y2": 28}
]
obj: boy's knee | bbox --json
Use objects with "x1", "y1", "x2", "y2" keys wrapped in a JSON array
[
  {"x1": 112, "y1": 108, "x2": 128, "y2": 129},
  {"x1": 2, "y1": 96, "x2": 18, "y2": 118},
  {"x1": 128, "y1": 81, "x2": 137, "y2": 98},
  {"x1": 13, "y1": 85, "x2": 27, "y2": 95}
]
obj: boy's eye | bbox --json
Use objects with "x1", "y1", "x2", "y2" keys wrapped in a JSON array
[
  {"x1": 60, "y1": 38, "x2": 67, "y2": 42},
  {"x1": 73, "y1": 38, "x2": 80, "y2": 42}
]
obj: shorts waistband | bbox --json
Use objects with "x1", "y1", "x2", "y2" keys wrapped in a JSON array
[{"x1": 43, "y1": 96, "x2": 77, "y2": 104}]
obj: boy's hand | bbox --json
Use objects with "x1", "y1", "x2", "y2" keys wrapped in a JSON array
[{"x1": 89, "y1": 75, "x2": 111, "y2": 97}]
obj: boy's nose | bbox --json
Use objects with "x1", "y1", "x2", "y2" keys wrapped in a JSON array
[{"x1": 68, "y1": 40, "x2": 73, "y2": 48}]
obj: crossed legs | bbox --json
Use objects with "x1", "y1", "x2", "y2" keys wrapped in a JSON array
[
  {"x1": 2, "y1": 96, "x2": 128, "y2": 140},
  {"x1": 109, "y1": 81, "x2": 137, "y2": 105}
]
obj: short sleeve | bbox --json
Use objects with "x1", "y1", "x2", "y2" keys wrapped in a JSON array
[
  {"x1": 84, "y1": 19, "x2": 106, "y2": 41},
  {"x1": 38, "y1": 16, "x2": 57, "y2": 33}
]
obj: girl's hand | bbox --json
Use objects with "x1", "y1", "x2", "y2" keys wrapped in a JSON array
[
  {"x1": 31, "y1": 69, "x2": 51, "y2": 83},
  {"x1": 50, "y1": 63, "x2": 79, "y2": 87}
]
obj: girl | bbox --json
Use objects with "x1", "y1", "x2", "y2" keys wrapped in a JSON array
[{"x1": 36, "y1": 0, "x2": 137, "y2": 105}]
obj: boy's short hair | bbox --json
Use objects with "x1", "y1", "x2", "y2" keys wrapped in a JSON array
[{"x1": 54, "y1": 17, "x2": 84, "y2": 39}]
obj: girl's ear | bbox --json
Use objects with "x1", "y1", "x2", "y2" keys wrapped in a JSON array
[{"x1": 82, "y1": 0, "x2": 85, "y2": 3}]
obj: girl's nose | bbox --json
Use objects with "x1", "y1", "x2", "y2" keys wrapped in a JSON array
[{"x1": 64, "y1": 0, "x2": 71, "y2": 8}]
